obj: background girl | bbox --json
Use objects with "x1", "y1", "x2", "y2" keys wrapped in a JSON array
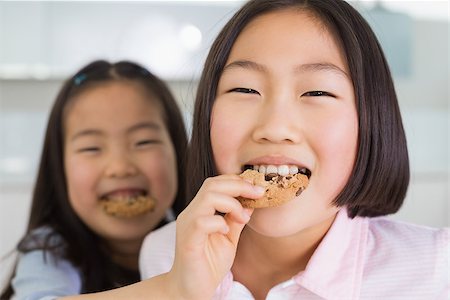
[
  {"x1": 1, "y1": 60, "x2": 188, "y2": 299},
  {"x1": 140, "y1": 0, "x2": 448, "y2": 299}
]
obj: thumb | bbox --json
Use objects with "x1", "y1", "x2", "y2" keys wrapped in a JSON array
[{"x1": 225, "y1": 208, "x2": 254, "y2": 246}]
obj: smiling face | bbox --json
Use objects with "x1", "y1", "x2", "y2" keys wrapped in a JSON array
[
  {"x1": 210, "y1": 9, "x2": 358, "y2": 237},
  {"x1": 64, "y1": 81, "x2": 177, "y2": 250}
]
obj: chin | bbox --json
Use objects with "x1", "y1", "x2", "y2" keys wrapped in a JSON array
[
  {"x1": 245, "y1": 210, "x2": 303, "y2": 237},
  {"x1": 246, "y1": 222, "x2": 301, "y2": 238},
  {"x1": 246, "y1": 203, "x2": 339, "y2": 238}
]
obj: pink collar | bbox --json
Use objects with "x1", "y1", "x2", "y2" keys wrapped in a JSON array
[
  {"x1": 294, "y1": 208, "x2": 368, "y2": 299},
  {"x1": 218, "y1": 209, "x2": 369, "y2": 300}
]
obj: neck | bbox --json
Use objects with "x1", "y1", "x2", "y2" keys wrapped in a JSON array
[
  {"x1": 102, "y1": 238, "x2": 142, "y2": 270},
  {"x1": 232, "y1": 214, "x2": 336, "y2": 300}
]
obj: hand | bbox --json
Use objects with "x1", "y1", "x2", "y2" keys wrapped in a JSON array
[{"x1": 166, "y1": 174, "x2": 264, "y2": 299}]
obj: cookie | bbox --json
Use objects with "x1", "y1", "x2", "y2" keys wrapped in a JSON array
[
  {"x1": 237, "y1": 169, "x2": 308, "y2": 208},
  {"x1": 100, "y1": 195, "x2": 156, "y2": 218}
]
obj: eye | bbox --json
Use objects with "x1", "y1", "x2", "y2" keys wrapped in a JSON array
[
  {"x1": 78, "y1": 147, "x2": 100, "y2": 153},
  {"x1": 302, "y1": 91, "x2": 335, "y2": 97},
  {"x1": 135, "y1": 140, "x2": 160, "y2": 147},
  {"x1": 228, "y1": 87, "x2": 260, "y2": 95}
]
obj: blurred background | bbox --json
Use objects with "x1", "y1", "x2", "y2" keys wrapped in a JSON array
[{"x1": 0, "y1": 0, "x2": 449, "y2": 282}]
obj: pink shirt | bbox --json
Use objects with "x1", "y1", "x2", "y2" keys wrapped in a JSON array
[{"x1": 140, "y1": 209, "x2": 449, "y2": 299}]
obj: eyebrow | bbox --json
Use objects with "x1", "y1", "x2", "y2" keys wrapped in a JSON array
[
  {"x1": 222, "y1": 59, "x2": 349, "y2": 79},
  {"x1": 127, "y1": 121, "x2": 162, "y2": 133},
  {"x1": 295, "y1": 62, "x2": 349, "y2": 79},
  {"x1": 223, "y1": 60, "x2": 268, "y2": 73},
  {"x1": 70, "y1": 121, "x2": 162, "y2": 142}
]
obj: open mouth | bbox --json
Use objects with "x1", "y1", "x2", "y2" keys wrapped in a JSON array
[
  {"x1": 238, "y1": 164, "x2": 310, "y2": 208},
  {"x1": 100, "y1": 189, "x2": 148, "y2": 201},
  {"x1": 99, "y1": 189, "x2": 156, "y2": 218},
  {"x1": 242, "y1": 164, "x2": 311, "y2": 180}
]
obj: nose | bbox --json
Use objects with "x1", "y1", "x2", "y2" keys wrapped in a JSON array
[
  {"x1": 252, "y1": 97, "x2": 303, "y2": 144},
  {"x1": 104, "y1": 150, "x2": 138, "y2": 178}
]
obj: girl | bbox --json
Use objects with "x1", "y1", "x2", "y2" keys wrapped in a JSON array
[
  {"x1": 0, "y1": 60, "x2": 188, "y2": 299},
  {"x1": 139, "y1": 0, "x2": 449, "y2": 299}
]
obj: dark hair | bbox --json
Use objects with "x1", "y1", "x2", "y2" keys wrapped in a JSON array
[
  {"x1": 1, "y1": 60, "x2": 188, "y2": 297},
  {"x1": 187, "y1": 0, "x2": 409, "y2": 218}
]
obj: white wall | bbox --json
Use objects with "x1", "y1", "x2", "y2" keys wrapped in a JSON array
[{"x1": 0, "y1": 1, "x2": 240, "y2": 79}]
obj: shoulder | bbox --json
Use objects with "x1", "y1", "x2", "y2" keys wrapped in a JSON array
[
  {"x1": 139, "y1": 221, "x2": 176, "y2": 280},
  {"x1": 366, "y1": 217, "x2": 448, "y2": 251},
  {"x1": 12, "y1": 249, "x2": 81, "y2": 299},
  {"x1": 21, "y1": 226, "x2": 65, "y2": 251},
  {"x1": 361, "y1": 217, "x2": 449, "y2": 297}
]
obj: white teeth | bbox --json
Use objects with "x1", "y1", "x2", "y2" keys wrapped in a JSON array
[
  {"x1": 266, "y1": 165, "x2": 278, "y2": 174},
  {"x1": 278, "y1": 165, "x2": 289, "y2": 176},
  {"x1": 252, "y1": 164, "x2": 300, "y2": 176},
  {"x1": 259, "y1": 165, "x2": 266, "y2": 174},
  {"x1": 289, "y1": 165, "x2": 299, "y2": 175}
]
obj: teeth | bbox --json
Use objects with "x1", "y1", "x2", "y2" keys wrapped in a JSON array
[
  {"x1": 278, "y1": 165, "x2": 289, "y2": 176},
  {"x1": 259, "y1": 165, "x2": 266, "y2": 174},
  {"x1": 289, "y1": 166, "x2": 298, "y2": 175},
  {"x1": 266, "y1": 165, "x2": 278, "y2": 174},
  {"x1": 253, "y1": 164, "x2": 302, "y2": 176}
]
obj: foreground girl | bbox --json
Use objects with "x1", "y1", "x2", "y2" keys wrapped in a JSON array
[{"x1": 141, "y1": 0, "x2": 448, "y2": 299}]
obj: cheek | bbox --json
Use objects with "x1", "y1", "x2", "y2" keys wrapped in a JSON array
[
  {"x1": 210, "y1": 102, "x2": 246, "y2": 173},
  {"x1": 210, "y1": 103, "x2": 233, "y2": 173},
  {"x1": 64, "y1": 155, "x2": 98, "y2": 210},
  {"x1": 143, "y1": 147, "x2": 178, "y2": 204},
  {"x1": 309, "y1": 109, "x2": 358, "y2": 194},
  {"x1": 210, "y1": 117, "x2": 230, "y2": 173}
]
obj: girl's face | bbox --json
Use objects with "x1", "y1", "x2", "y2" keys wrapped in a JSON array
[
  {"x1": 211, "y1": 10, "x2": 358, "y2": 237},
  {"x1": 64, "y1": 81, "x2": 177, "y2": 251}
]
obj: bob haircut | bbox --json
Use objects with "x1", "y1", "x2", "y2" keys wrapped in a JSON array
[
  {"x1": 187, "y1": 0, "x2": 409, "y2": 218},
  {"x1": 1, "y1": 60, "x2": 188, "y2": 296}
]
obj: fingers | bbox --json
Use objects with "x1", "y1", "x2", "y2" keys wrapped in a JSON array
[
  {"x1": 201, "y1": 176, "x2": 266, "y2": 199},
  {"x1": 182, "y1": 175, "x2": 261, "y2": 221},
  {"x1": 225, "y1": 208, "x2": 254, "y2": 246},
  {"x1": 171, "y1": 175, "x2": 257, "y2": 296},
  {"x1": 176, "y1": 175, "x2": 259, "y2": 249},
  {"x1": 211, "y1": 192, "x2": 252, "y2": 224},
  {"x1": 195, "y1": 215, "x2": 231, "y2": 236},
  {"x1": 178, "y1": 208, "x2": 253, "y2": 255}
]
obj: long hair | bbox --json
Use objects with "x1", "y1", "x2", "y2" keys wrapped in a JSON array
[
  {"x1": 187, "y1": 0, "x2": 409, "y2": 218},
  {"x1": 1, "y1": 60, "x2": 188, "y2": 297}
]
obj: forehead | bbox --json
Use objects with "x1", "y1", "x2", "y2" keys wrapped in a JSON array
[
  {"x1": 226, "y1": 9, "x2": 348, "y2": 73},
  {"x1": 68, "y1": 81, "x2": 162, "y2": 113},
  {"x1": 64, "y1": 81, "x2": 165, "y2": 130}
]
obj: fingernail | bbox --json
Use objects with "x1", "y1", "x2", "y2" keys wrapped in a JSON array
[
  {"x1": 242, "y1": 211, "x2": 251, "y2": 223},
  {"x1": 254, "y1": 186, "x2": 265, "y2": 194}
]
